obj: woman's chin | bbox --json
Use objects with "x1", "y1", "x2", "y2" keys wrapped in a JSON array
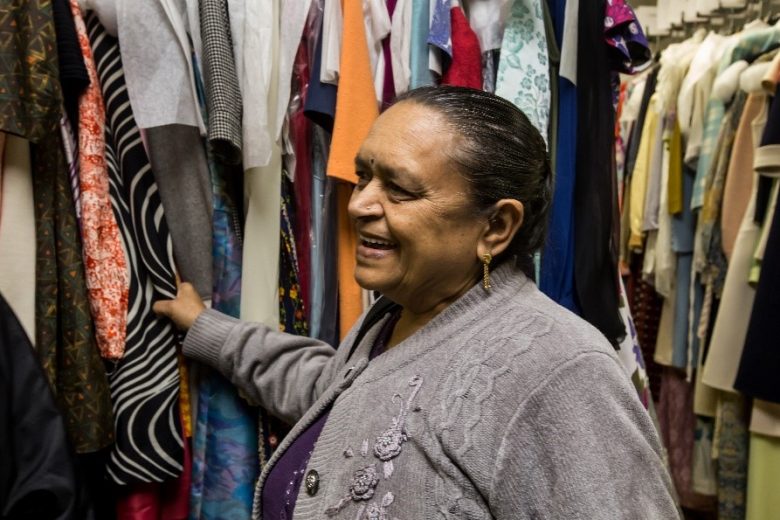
[{"x1": 353, "y1": 269, "x2": 393, "y2": 294}]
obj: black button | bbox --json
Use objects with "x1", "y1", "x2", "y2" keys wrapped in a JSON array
[{"x1": 305, "y1": 469, "x2": 320, "y2": 496}]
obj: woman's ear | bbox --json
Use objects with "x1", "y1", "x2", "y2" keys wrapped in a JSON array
[{"x1": 477, "y1": 199, "x2": 524, "y2": 259}]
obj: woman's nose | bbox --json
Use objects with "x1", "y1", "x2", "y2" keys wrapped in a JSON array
[{"x1": 348, "y1": 181, "x2": 383, "y2": 220}]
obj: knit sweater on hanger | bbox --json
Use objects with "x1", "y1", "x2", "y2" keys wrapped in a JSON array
[{"x1": 183, "y1": 262, "x2": 679, "y2": 519}]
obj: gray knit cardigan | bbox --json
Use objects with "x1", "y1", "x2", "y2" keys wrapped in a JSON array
[{"x1": 183, "y1": 262, "x2": 679, "y2": 519}]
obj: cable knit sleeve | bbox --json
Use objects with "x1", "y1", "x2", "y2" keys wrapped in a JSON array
[
  {"x1": 183, "y1": 309, "x2": 346, "y2": 424},
  {"x1": 488, "y1": 351, "x2": 680, "y2": 520}
]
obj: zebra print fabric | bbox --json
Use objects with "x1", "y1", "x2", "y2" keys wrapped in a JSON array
[{"x1": 86, "y1": 13, "x2": 184, "y2": 485}]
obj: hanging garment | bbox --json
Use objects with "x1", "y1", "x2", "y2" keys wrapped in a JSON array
[
  {"x1": 188, "y1": 67, "x2": 259, "y2": 518},
  {"x1": 60, "y1": 115, "x2": 82, "y2": 227},
  {"x1": 603, "y1": 0, "x2": 650, "y2": 75},
  {"x1": 722, "y1": 93, "x2": 767, "y2": 260},
  {"x1": 320, "y1": 0, "x2": 343, "y2": 84},
  {"x1": 441, "y1": 5, "x2": 482, "y2": 89},
  {"x1": 87, "y1": 15, "x2": 184, "y2": 484},
  {"x1": 695, "y1": 91, "x2": 748, "y2": 275},
  {"x1": 115, "y1": 437, "x2": 191, "y2": 520},
  {"x1": 540, "y1": 0, "x2": 577, "y2": 312},
  {"x1": 115, "y1": 0, "x2": 204, "y2": 134},
  {"x1": 572, "y1": 0, "x2": 624, "y2": 346},
  {"x1": 289, "y1": 38, "x2": 313, "y2": 315},
  {"x1": 240, "y1": 0, "x2": 281, "y2": 330},
  {"x1": 200, "y1": 0, "x2": 243, "y2": 164},
  {"x1": 409, "y1": 0, "x2": 435, "y2": 88},
  {"x1": 628, "y1": 95, "x2": 660, "y2": 249},
  {"x1": 428, "y1": 0, "x2": 452, "y2": 57},
  {"x1": 52, "y1": 0, "x2": 89, "y2": 130},
  {"x1": 745, "y1": 433, "x2": 780, "y2": 520},
  {"x1": 390, "y1": 0, "x2": 412, "y2": 97},
  {"x1": 228, "y1": 0, "x2": 312, "y2": 169},
  {"x1": 654, "y1": 119, "x2": 679, "y2": 298},
  {"x1": 327, "y1": 0, "x2": 379, "y2": 336},
  {"x1": 304, "y1": 15, "x2": 338, "y2": 132},
  {"x1": 0, "y1": 135, "x2": 36, "y2": 344},
  {"x1": 715, "y1": 394, "x2": 749, "y2": 520},
  {"x1": 656, "y1": 368, "x2": 717, "y2": 511},
  {"x1": 495, "y1": 0, "x2": 550, "y2": 141},
  {"x1": 309, "y1": 126, "x2": 340, "y2": 346},
  {"x1": 0, "y1": 294, "x2": 82, "y2": 520},
  {"x1": 692, "y1": 26, "x2": 780, "y2": 210},
  {"x1": 327, "y1": 0, "x2": 380, "y2": 183},
  {"x1": 380, "y1": 0, "x2": 398, "y2": 109},
  {"x1": 0, "y1": 0, "x2": 63, "y2": 142},
  {"x1": 31, "y1": 128, "x2": 116, "y2": 453},
  {"x1": 702, "y1": 99, "x2": 769, "y2": 392},
  {"x1": 280, "y1": 177, "x2": 309, "y2": 336},
  {"x1": 466, "y1": 0, "x2": 511, "y2": 53},
  {"x1": 70, "y1": 0, "x2": 130, "y2": 361},
  {"x1": 145, "y1": 125, "x2": 214, "y2": 300},
  {"x1": 337, "y1": 182, "x2": 361, "y2": 339},
  {"x1": 734, "y1": 173, "x2": 780, "y2": 403}
]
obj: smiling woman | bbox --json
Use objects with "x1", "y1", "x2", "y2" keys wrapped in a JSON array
[{"x1": 153, "y1": 86, "x2": 680, "y2": 519}]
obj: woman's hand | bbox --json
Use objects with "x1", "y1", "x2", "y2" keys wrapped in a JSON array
[{"x1": 153, "y1": 282, "x2": 206, "y2": 331}]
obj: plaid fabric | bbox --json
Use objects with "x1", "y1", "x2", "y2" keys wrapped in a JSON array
[{"x1": 200, "y1": 0, "x2": 243, "y2": 164}]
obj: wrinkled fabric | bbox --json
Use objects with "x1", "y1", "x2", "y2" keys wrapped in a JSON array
[
  {"x1": 441, "y1": 6, "x2": 482, "y2": 89},
  {"x1": 70, "y1": 0, "x2": 130, "y2": 360},
  {"x1": 188, "y1": 52, "x2": 259, "y2": 520},
  {"x1": 31, "y1": 129, "x2": 115, "y2": 453},
  {"x1": 495, "y1": 0, "x2": 550, "y2": 141},
  {"x1": 0, "y1": 0, "x2": 62, "y2": 142},
  {"x1": 0, "y1": 294, "x2": 82, "y2": 520}
]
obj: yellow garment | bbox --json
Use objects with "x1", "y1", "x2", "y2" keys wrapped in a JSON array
[
  {"x1": 653, "y1": 290, "x2": 675, "y2": 367},
  {"x1": 746, "y1": 433, "x2": 780, "y2": 520},
  {"x1": 667, "y1": 120, "x2": 684, "y2": 215},
  {"x1": 629, "y1": 95, "x2": 659, "y2": 249},
  {"x1": 327, "y1": 0, "x2": 380, "y2": 182},
  {"x1": 337, "y1": 183, "x2": 362, "y2": 339},
  {"x1": 178, "y1": 353, "x2": 192, "y2": 438}
]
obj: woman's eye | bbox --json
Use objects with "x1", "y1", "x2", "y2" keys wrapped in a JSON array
[{"x1": 386, "y1": 183, "x2": 414, "y2": 199}]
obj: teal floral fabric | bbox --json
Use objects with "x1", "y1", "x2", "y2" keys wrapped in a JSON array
[{"x1": 495, "y1": 0, "x2": 550, "y2": 143}]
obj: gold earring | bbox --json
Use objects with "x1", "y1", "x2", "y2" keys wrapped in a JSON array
[{"x1": 482, "y1": 253, "x2": 492, "y2": 291}]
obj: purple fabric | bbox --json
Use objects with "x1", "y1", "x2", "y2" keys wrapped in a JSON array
[
  {"x1": 381, "y1": 0, "x2": 398, "y2": 110},
  {"x1": 604, "y1": 0, "x2": 650, "y2": 74},
  {"x1": 428, "y1": 0, "x2": 452, "y2": 55},
  {"x1": 261, "y1": 311, "x2": 400, "y2": 518}
]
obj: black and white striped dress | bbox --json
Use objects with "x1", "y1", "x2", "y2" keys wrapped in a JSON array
[{"x1": 87, "y1": 13, "x2": 184, "y2": 485}]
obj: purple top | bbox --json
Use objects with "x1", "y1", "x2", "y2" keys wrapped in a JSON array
[
  {"x1": 604, "y1": 0, "x2": 650, "y2": 74},
  {"x1": 261, "y1": 311, "x2": 401, "y2": 519}
]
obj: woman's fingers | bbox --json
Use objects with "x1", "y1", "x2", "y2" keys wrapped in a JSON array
[
  {"x1": 153, "y1": 282, "x2": 205, "y2": 330},
  {"x1": 152, "y1": 299, "x2": 173, "y2": 318}
]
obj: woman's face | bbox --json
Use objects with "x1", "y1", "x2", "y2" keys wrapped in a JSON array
[{"x1": 348, "y1": 102, "x2": 487, "y2": 312}]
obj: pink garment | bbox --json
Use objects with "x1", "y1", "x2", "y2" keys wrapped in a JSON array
[
  {"x1": 116, "y1": 438, "x2": 192, "y2": 520},
  {"x1": 290, "y1": 40, "x2": 312, "y2": 315},
  {"x1": 69, "y1": 0, "x2": 129, "y2": 359},
  {"x1": 656, "y1": 368, "x2": 718, "y2": 511},
  {"x1": 441, "y1": 6, "x2": 482, "y2": 90}
]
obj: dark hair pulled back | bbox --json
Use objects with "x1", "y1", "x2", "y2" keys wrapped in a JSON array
[{"x1": 394, "y1": 86, "x2": 553, "y2": 269}]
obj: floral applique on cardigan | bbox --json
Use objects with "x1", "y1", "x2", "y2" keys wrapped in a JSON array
[{"x1": 326, "y1": 376, "x2": 423, "y2": 518}]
